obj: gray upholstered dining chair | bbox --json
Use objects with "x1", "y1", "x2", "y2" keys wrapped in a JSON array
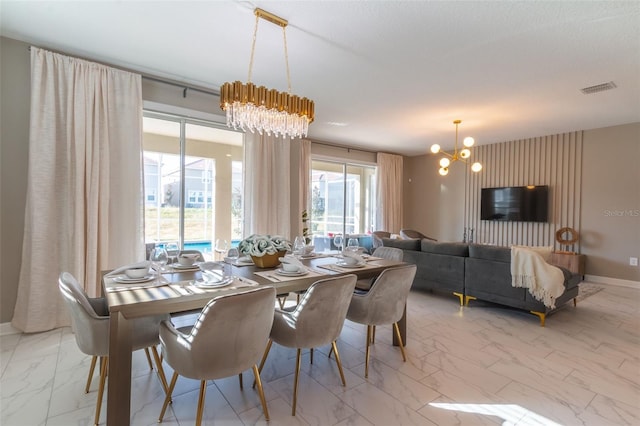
[
  {"x1": 158, "y1": 286, "x2": 276, "y2": 425},
  {"x1": 257, "y1": 274, "x2": 357, "y2": 416},
  {"x1": 371, "y1": 231, "x2": 391, "y2": 249},
  {"x1": 58, "y1": 272, "x2": 169, "y2": 426},
  {"x1": 346, "y1": 264, "x2": 417, "y2": 378},
  {"x1": 356, "y1": 246, "x2": 404, "y2": 292}
]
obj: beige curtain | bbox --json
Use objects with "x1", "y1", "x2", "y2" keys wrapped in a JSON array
[
  {"x1": 298, "y1": 139, "x2": 311, "y2": 236},
  {"x1": 243, "y1": 132, "x2": 291, "y2": 239},
  {"x1": 376, "y1": 152, "x2": 404, "y2": 233},
  {"x1": 12, "y1": 48, "x2": 143, "y2": 332}
]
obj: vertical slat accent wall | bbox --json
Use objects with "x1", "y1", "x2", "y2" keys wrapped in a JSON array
[{"x1": 465, "y1": 131, "x2": 583, "y2": 249}]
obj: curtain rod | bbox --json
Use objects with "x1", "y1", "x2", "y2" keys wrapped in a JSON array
[
  {"x1": 28, "y1": 46, "x2": 220, "y2": 98},
  {"x1": 312, "y1": 140, "x2": 377, "y2": 155},
  {"x1": 142, "y1": 75, "x2": 220, "y2": 98}
]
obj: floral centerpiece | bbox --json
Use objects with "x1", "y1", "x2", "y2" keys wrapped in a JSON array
[{"x1": 238, "y1": 234, "x2": 292, "y2": 268}]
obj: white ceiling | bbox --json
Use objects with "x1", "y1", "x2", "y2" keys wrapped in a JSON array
[{"x1": 2, "y1": 1, "x2": 639, "y2": 156}]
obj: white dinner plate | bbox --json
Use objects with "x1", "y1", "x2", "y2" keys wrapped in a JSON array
[
  {"x1": 193, "y1": 277, "x2": 234, "y2": 288},
  {"x1": 335, "y1": 261, "x2": 365, "y2": 269},
  {"x1": 275, "y1": 268, "x2": 308, "y2": 276},
  {"x1": 170, "y1": 263, "x2": 200, "y2": 271},
  {"x1": 113, "y1": 275, "x2": 156, "y2": 284},
  {"x1": 299, "y1": 253, "x2": 316, "y2": 259}
]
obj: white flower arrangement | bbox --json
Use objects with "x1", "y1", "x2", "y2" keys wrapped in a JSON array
[{"x1": 238, "y1": 234, "x2": 291, "y2": 257}]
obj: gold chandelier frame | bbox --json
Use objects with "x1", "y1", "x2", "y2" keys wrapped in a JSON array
[{"x1": 430, "y1": 120, "x2": 482, "y2": 176}]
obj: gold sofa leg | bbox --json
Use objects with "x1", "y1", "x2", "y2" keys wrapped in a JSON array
[
  {"x1": 464, "y1": 295, "x2": 477, "y2": 306},
  {"x1": 453, "y1": 292, "x2": 464, "y2": 306},
  {"x1": 530, "y1": 311, "x2": 546, "y2": 327}
]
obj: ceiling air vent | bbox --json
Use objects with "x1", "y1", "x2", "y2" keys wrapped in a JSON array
[{"x1": 581, "y1": 81, "x2": 617, "y2": 95}]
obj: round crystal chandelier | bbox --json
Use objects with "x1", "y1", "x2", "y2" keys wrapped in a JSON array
[
  {"x1": 220, "y1": 8, "x2": 315, "y2": 139},
  {"x1": 430, "y1": 120, "x2": 482, "y2": 176}
]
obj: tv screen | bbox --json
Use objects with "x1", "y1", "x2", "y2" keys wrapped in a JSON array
[{"x1": 481, "y1": 186, "x2": 549, "y2": 222}]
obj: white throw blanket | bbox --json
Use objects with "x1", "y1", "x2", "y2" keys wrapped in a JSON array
[{"x1": 511, "y1": 247, "x2": 565, "y2": 309}]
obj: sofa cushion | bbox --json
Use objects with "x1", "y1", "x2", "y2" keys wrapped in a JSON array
[
  {"x1": 382, "y1": 238, "x2": 420, "y2": 251},
  {"x1": 468, "y1": 244, "x2": 511, "y2": 262},
  {"x1": 420, "y1": 240, "x2": 469, "y2": 257}
]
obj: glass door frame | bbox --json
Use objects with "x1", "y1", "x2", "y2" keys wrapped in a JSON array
[
  {"x1": 143, "y1": 110, "x2": 243, "y2": 250},
  {"x1": 310, "y1": 155, "x2": 377, "y2": 249}
]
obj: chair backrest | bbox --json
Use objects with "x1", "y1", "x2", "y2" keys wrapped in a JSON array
[
  {"x1": 178, "y1": 250, "x2": 205, "y2": 262},
  {"x1": 400, "y1": 229, "x2": 431, "y2": 240},
  {"x1": 59, "y1": 272, "x2": 109, "y2": 356},
  {"x1": 372, "y1": 231, "x2": 391, "y2": 249},
  {"x1": 372, "y1": 246, "x2": 403, "y2": 262},
  {"x1": 162, "y1": 286, "x2": 276, "y2": 380},
  {"x1": 350, "y1": 265, "x2": 417, "y2": 325},
  {"x1": 289, "y1": 274, "x2": 357, "y2": 348}
]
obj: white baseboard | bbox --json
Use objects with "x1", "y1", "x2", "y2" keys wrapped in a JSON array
[
  {"x1": 0, "y1": 322, "x2": 20, "y2": 336},
  {"x1": 584, "y1": 275, "x2": 640, "y2": 289}
]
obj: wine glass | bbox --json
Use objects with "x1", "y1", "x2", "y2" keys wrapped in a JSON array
[
  {"x1": 150, "y1": 247, "x2": 168, "y2": 272},
  {"x1": 227, "y1": 247, "x2": 239, "y2": 259},
  {"x1": 214, "y1": 239, "x2": 228, "y2": 261},
  {"x1": 293, "y1": 236, "x2": 306, "y2": 255},
  {"x1": 347, "y1": 238, "x2": 359, "y2": 252},
  {"x1": 333, "y1": 234, "x2": 344, "y2": 252}
]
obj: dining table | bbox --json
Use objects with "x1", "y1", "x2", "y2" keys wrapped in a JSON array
[{"x1": 103, "y1": 253, "x2": 407, "y2": 426}]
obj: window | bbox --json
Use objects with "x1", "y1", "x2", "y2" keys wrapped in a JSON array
[
  {"x1": 143, "y1": 113, "x2": 244, "y2": 258},
  {"x1": 310, "y1": 159, "x2": 377, "y2": 252}
]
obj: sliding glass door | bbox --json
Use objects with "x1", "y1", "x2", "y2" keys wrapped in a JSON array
[
  {"x1": 310, "y1": 159, "x2": 377, "y2": 252},
  {"x1": 142, "y1": 113, "x2": 243, "y2": 259}
]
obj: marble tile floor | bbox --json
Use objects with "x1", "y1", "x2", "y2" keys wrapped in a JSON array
[{"x1": 1, "y1": 281, "x2": 638, "y2": 425}]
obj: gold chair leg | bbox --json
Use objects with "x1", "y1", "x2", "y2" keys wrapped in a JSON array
[
  {"x1": 151, "y1": 346, "x2": 170, "y2": 396},
  {"x1": 530, "y1": 311, "x2": 546, "y2": 327},
  {"x1": 252, "y1": 364, "x2": 270, "y2": 421},
  {"x1": 573, "y1": 297, "x2": 577, "y2": 307},
  {"x1": 238, "y1": 372, "x2": 243, "y2": 389},
  {"x1": 465, "y1": 295, "x2": 477, "y2": 306},
  {"x1": 94, "y1": 356, "x2": 108, "y2": 426},
  {"x1": 144, "y1": 347, "x2": 153, "y2": 370},
  {"x1": 159, "y1": 371, "x2": 179, "y2": 423},
  {"x1": 365, "y1": 325, "x2": 372, "y2": 378},
  {"x1": 331, "y1": 341, "x2": 347, "y2": 386},
  {"x1": 296, "y1": 293, "x2": 301, "y2": 304},
  {"x1": 254, "y1": 339, "x2": 273, "y2": 388},
  {"x1": 195, "y1": 380, "x2": 207, "y2": 426},
  {"x1": 292, "y1": 348, "x2": 302, "y2": 416},
  {"x1": 277, "y1": 296, "x2": 286, "y2": 309},
  {"x1": 393, "y1": 322, "x2": 407, "y2": 362},
  {"x1": 453, "y1": 292, "x2": 464, "y2": 306},
  {"x1": 371, "y1": 325, "x2": 376, "y2": 344},
  {"x1": 85, "y1": 355, "x2": 98, "y2": 393}
]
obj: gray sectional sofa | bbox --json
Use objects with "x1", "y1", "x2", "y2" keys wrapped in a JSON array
[{"x1": 382, "y1": 238, "x2": 581, "y2": 326}]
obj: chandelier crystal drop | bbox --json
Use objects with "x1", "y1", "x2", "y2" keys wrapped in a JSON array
[
  {"x1": 430, "y1": 120, "x2": 482, "y2": 176},
  {"x1": 219, "y1": 8, "x2": 315, "y2": 139}
]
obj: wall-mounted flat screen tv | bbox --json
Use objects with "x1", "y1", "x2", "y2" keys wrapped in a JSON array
[{"x1": 481, "y1": 185, "x2": 549, "y2": 222}]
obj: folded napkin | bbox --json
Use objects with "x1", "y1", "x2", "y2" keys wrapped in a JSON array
[
  {"x1": 198, "y1": 261, "x2": 221, "y2": 271},
  {"x1": 201, "y1": 269, "x2": 227, "y2": 283},
  {"x1": 105, "y1": 260, "x2": 152, "y2": 277},
  {"x1": 341, "y1": 250, "x2": 364, "y2": 264},
  {"x1": 278, "y1": 256, "x2": 305, "y2": 272}
]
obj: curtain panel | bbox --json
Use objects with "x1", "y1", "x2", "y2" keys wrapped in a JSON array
[
  {"x1": 376, "y1": 152, "x2": 404, "y2": 233},
  {"x1": 298, "y1": 139, "x2": 311, "y2": 236},
  {"x1": 243, "y1": 133, "x2": 291, "y2": 239},
  {"x1": 12, "y1": 48, "x2": 143, "y2": 332}
]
